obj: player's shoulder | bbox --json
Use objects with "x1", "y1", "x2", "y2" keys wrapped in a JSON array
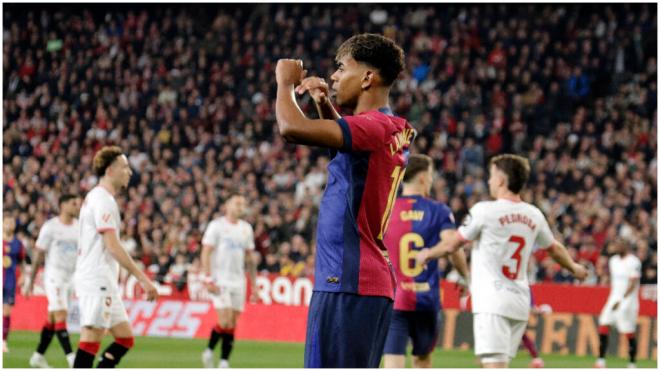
[
  {"x1": 42, "y1": 217, "x2": 58, "y2": 229},
  {"x1": 239, "y1": 219, "x2": 253, "y2": 230},
  {"x1": 88, "y1": 186, "x2": 116, "y2": 205},
  {"x1": 626, "y1": 254, "x2": 642, "y2": 265},
  {"x1": 425, "y1": 198, "x2": 452, "y2": 215},
  {"x1": 470, "y1": 200, "x2": 496, "y2": 213}
]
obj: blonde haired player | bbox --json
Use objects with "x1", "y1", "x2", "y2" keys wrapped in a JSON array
[
  {"x1": 595, "y1": 238, "x2": 641, "y2": 369},
  {"x1": 417, "y1": 154, "x2": 587, "y2": 368},
  {"x1": 25, "y1": 194, "x2": 81, "y2": 368},
  {"x1": 73, "y1": 146, "x2": 158, "y2": 368},
  {"x1": 201, "y1": 194, "x2": 258, "y2": 368}
]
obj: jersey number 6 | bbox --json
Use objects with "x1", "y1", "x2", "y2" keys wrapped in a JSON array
[{"x1": 400, "y1": 232, "x2": 424, "y2": 278}]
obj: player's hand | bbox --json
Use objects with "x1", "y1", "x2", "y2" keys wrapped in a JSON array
[
  {"x1": 571, "y1": 263, "x2": 588, "y2": 281},
  {"x1": 295, "y1": 77, "x2": 330, "y2": 104},
  {"x1": 612, "y1": 301, "x2": 620, "y2": 311},
  {"x1": 140, "y1": 279, "x2": 159, "y2": 301},
  {"x1": 415, "y1": 249, "x2": 431, "y2": 268},
  {"x1": 276, "y1": 59, "x2": 306, "y2": 86},
  {"x1": 205, "y1": 281, "x2": 220, "y2": 295},
  {"x1": 249, "y1": 285, "x2": 259, "y2": 304}
]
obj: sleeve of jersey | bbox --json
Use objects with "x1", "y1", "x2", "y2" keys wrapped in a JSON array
[
  {"x1": 246, "y1": 226, "x2": 256, "y2": 251},
  {"x1": 94, "y1": 199, "x2": 117, "y2": 233},
  {"x1": 630, "y1": 260, "x2": 642, "y2": 278},
  {"x1": 35, "y1": 223, "x2": 52, "y2": 251},
  {"x1": 201, "y1": 223, "x2": 217, "y2": 247},
  {"x1": 456, "y1": 204, "x2": 483, "y2": 242},
  {"x1": 336, "y1": 114, "x2": 388, "y2": 152},
  {"x1": 438, "y1": 207, "x2": 457, "y2": 233},
  {"x1": 534, "y1": 216, "x2": 555, "y2": 250}
]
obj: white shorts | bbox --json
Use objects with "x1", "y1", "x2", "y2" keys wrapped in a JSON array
[
  {"x1": 598, "y1": 299, "x2": 639, "y2": 334},
  {"x1": 473, "y1": 313, "x2": 527, "y2": 362},
  {"x1": 210, "y1": 285, "x2": 246, "y2": 312},
  {"x1": 78, "y1": 294, "x2": 129, "y2": 329},
  {"x1": 44, "y1": 277, "x2": 72, "y2": 312}
]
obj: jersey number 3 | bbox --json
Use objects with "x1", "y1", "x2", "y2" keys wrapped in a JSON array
[{"x1": 502, "y1": 235, "x2": 525, "y2": 280}]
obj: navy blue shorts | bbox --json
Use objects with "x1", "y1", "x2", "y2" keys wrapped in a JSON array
[
  {"x1": 383, "y1": 309, "x2": 441, "y2": 356},
  {"x1": 3, "y1": 285, "x2": 16, "y2": 306},
  {"x1": 304, "y1": 291, "x2": 393, "y2": 368}
]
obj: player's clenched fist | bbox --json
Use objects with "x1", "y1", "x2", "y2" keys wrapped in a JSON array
[{"x1": 276, "y1": 59, "x2": 306, "y2": 86}]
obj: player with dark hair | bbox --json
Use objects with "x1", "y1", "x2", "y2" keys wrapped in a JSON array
[
  {"x1": 3, "y1": 214, "x2": 27, "y2": 353},
  {"x1": 595, "y1": 238, "x2": 641, "y2": 369},
  {"x1": 275, "y1": 33, "x2": 413, "y2": 367},
  {"x1": 200, "y1": 194, "x2": 258, "y2": 368},
  {"x1": 417, "y1": 154, "x2": 587, "y2": 368},
  {"x1": 26, "y1": 194, "x2": 81, "y2": 368},
  {"x1": 382, "y1": 154, "x2": 469, "y2": 368},
  {"x1": 72, "y1": 146, "x2": 158, "y2": 368}
]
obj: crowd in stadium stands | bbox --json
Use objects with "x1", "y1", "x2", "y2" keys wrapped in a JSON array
[{"x1": 3, "y1": 4, "x2": 656, "y2": 294}]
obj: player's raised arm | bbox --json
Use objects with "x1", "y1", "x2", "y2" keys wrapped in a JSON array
[
  {"x1": 101, "y1": 231, "x2": 158, "y2": 300},
  {"x1": 275, "y1": 59, "x2": 345, "y2": 149},
  {"x1": 546, "y1": 240, "x2": 588, "y2": 281}
]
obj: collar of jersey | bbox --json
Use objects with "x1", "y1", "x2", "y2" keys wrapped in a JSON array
[{"x1": 378, "y1": 107, "x2": 394, "y2": 116}]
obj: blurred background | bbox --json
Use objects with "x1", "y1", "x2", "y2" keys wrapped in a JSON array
[{"x1": 2, "y1": 3, "x2": 657, "y2": 367}]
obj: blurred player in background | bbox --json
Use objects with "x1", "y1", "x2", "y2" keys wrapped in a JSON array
[
  {"x1": 382, "y1": 154, "x2": 469, "y2": 368},
  {"x1": 417, "y1": 154, "x2": 587, "y2": 368},
  {"x1": 276, "y1": 33, "x2": 413, "y2": 367},
  {"x1": 595, "y1": 238, "x2": 641, "y2": 369},
  {"x1": 3, "y1": 214, "x2": 27, "y2": 353},
  {"x1": 200, "y1": 194, "x2": 258, "y2": 368},
  {"x1": 24, "y1": 194, "x2": 81, "y2": 368},
  {"x1": 73, "y1": 146, "x2": 158, "y2": 368}
]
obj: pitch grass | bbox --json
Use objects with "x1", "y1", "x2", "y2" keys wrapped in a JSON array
[{"x1": 2, "y1": 330, "x2": 656, "y2": 368}]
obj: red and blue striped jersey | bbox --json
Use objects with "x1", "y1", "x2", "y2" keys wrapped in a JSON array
[
  {"x1": 314, "y1": 108, "x2": 415, "y2": 300},
  {"x1": 384, "y1": 195, "x2": 456, "y2": 311},
  {"x1": 3, "y1": 238, "x2": 25, "y2": 289}
]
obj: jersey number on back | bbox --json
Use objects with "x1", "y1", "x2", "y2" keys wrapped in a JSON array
[
  {"x1": 378, "y1": 165, "x2": 406, "y2": 240},
  {"x1": 400, "y1": 232, "x2": 424, "y2": 277},
  {"x1": 502, "y1": 235, "x2": 525, "y2": 280}
]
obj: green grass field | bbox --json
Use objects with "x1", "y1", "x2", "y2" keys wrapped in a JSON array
[{"x1": 2, "y1": 330, "x2": 656, "y2": 368}]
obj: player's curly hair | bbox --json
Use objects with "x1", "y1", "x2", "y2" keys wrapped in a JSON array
[
  {"x1": 336, "y1": 33, "x2": 405, "y2": 86},
  {"x1": 92, "y1": 146, "x2": 124, "y2": 177},
  {"x1": 489, "y1": 154, "x2": 531, "y2": 194}
]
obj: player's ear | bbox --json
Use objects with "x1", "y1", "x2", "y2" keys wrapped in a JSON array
[{"x1": 361, "y1": 70, "x2": 375, "y2": 90}]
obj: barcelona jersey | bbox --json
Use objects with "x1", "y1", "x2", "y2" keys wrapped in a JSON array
[
  {"x1": 3, "y1": 238, "x2": 24, "y2": 290},
  {"x1": 314, "y1": 107, "x2": 415, "y2": 299},
  {"x1": 384, "y1": 195, "x2": 455, "y2": 311}
]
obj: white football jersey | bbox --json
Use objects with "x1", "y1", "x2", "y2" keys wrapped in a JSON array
[
  {"x1": 74, "y1": 186, "x2": 122, "y2": 296},
  {"x1": 458, "y1": 199, "x2": 555, "y2": 321},
  {"x1": 35, "y1": 217, "x2": 79, "y2": 282},
  {"x1": 607, "y1": 254, "x2": 641, "y2": 305},
  {"x1": 202, "y1": 216, "x2": 255, "y2": 288}
]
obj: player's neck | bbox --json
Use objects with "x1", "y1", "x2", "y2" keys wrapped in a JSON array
[
  {"x1": 99, "y1": 178, "x2": 117, "y2": 196},
  {"x1": 59, "y1": 213, "x2": 74, "y2": 225},
  {"x1": 496, "y1": 189, "x2": 521, "y2": 202},
  {"x1": 353, "y1": 90, "x2": 390, "y2": 115},
  {"x1": 401, "y1": 185, "x2": 427, "y2": 198},
  {"x1": 225, "y1": 215, "x2": 239, "y2": 224},
  {"x1": 2, "y1": 232, "x2": 12, "y2": 241}
]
